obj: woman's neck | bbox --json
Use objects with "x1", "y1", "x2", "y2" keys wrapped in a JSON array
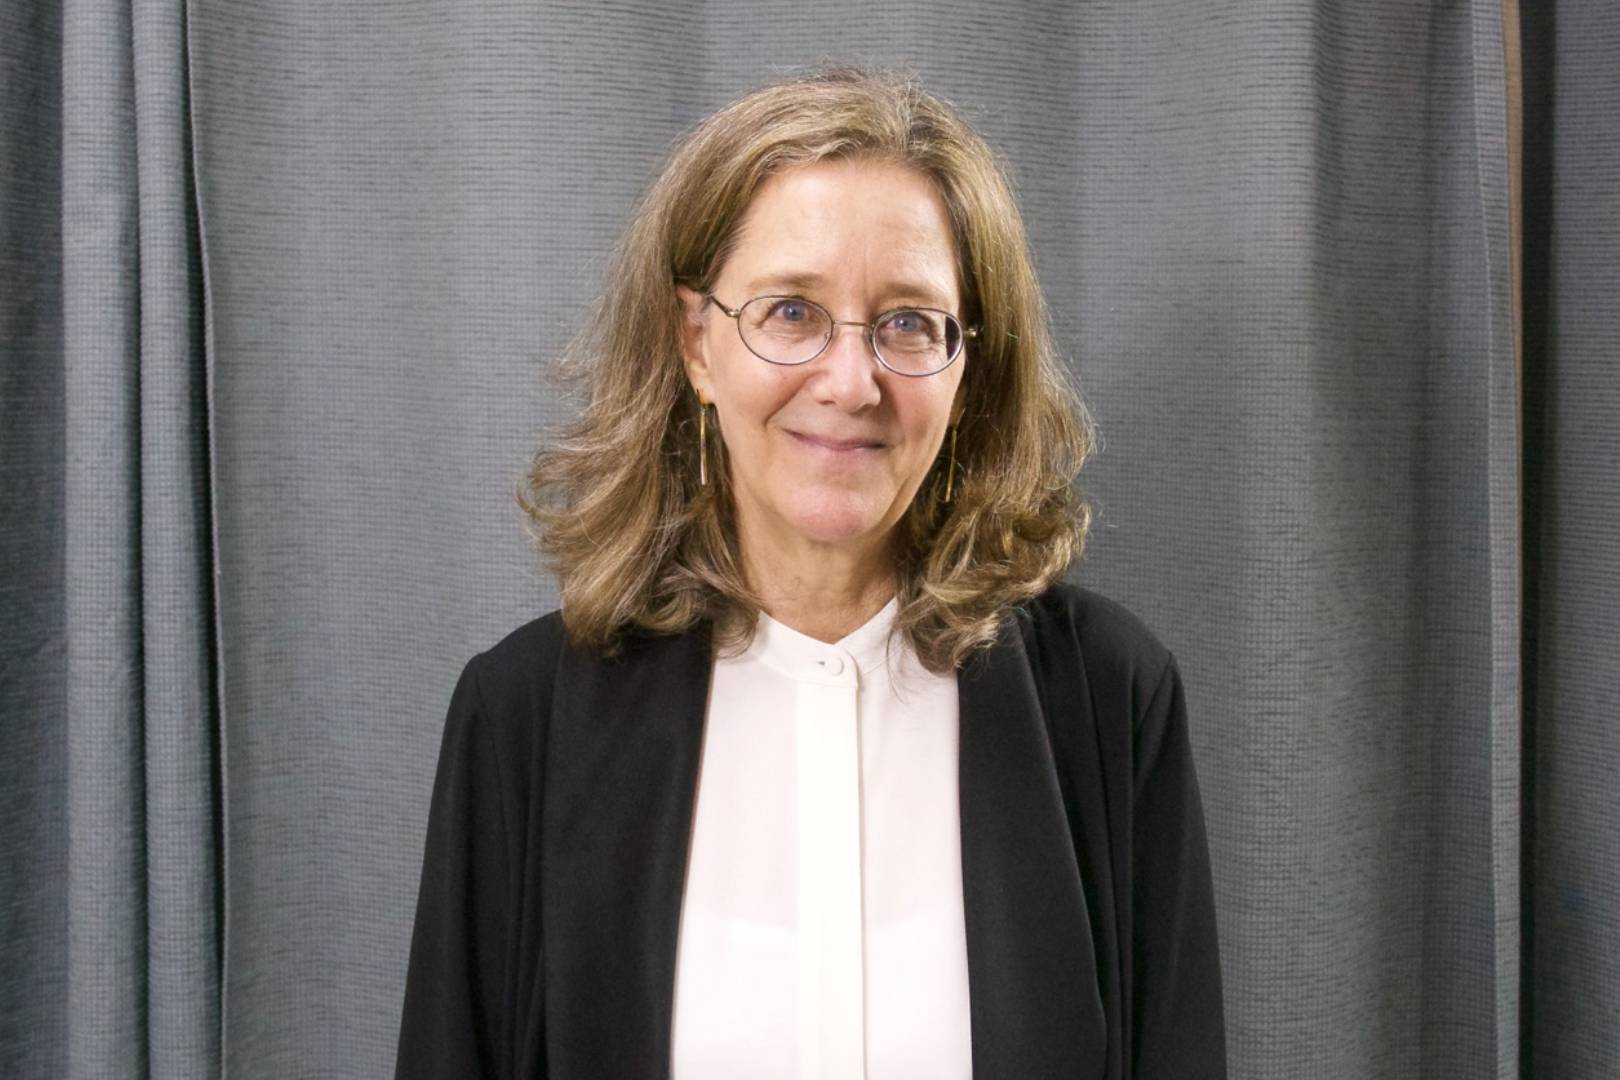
[{"x1": 738, "y1": 527, "x2": 897, "y2": 645}]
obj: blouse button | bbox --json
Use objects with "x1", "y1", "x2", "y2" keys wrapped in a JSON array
[{"x1": 818, "y1": 654, "x2": 846, "y2": 676}]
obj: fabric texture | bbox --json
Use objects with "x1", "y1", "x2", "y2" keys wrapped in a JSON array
[
  {"x1": 1520, "y1": 2, "x2": 1620, "y2": 1072},
  {"x1": 395, "y1": 582, "x2": 1227, "y2": 1080},
  {"x1": 0, "y1": 0, "x2": 219, "y2": 1077},
  {"x1": 670, "y1": 595, "x2": 972, "y2": 1078}
]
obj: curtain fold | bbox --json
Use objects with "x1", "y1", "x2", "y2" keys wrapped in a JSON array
[
  {"x1": 131, "y1": 0, "x2": 222, "y2": 1073},
  {"x1": 3, "y1": 0, "x2": 1616, "y2": 1077},
  {"x1": 2, "y1": 0, "x2": 219, "y2": 1076},
  {"x1": 1, "y1": 0, "x2": 69, "y2": 1073},
  {"x1": 1521, "y1": 2, "x2": 1620, "y2": 1076}
]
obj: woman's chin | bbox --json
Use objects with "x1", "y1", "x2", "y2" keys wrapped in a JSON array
[{"x1": 780, "y1": 490, "x2": 893, "y2": 548}]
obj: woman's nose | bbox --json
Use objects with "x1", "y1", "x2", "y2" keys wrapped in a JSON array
[{"x1": 814, "y1": 322, "x2": 883, "y2": 407}]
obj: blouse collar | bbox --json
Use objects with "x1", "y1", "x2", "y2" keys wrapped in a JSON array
[{"x1": 738, "y1": 593, "x2": 901, "y2": 684}]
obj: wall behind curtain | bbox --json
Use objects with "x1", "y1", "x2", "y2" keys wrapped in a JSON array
[{"x1": 4, "y1": 0, "x2": 1616, "y2": 1078}]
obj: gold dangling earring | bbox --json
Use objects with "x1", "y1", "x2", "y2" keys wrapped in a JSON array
[
  {"x1": 698, "y1": 401, "x2": 708, "y2": 486},
  {"x1": 944, "y1": 422, "x2": 959, "y2": 503}
]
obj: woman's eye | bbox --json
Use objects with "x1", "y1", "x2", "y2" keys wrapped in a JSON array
[
  {"x1": 889, "y1": 310, "x2": 934, "y2": 336},
  {"x1": 769, "y1": 300, "x2": 807, "y2": 322}
]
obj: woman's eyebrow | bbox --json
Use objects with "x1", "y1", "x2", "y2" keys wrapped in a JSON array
[{"x1": 744, "y1": 270, "x2": 951, "y2": 309}]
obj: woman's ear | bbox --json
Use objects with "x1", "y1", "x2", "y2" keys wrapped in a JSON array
[{"x1": 674, "y1": 284, "x2": 712, "y2": 402}]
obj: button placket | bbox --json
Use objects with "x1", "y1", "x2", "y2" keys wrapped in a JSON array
[{"x1": 794, "y1": 673, "x2": 865, "y2": 1075}]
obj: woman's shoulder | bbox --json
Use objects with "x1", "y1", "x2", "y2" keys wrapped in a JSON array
[
  {"x1": 448, "y1": 608, "x2": 572, "y2": 731},
  {"x1": 1014, "y1": 578, "x2": 1179, "y2": 702},
  {"x1": 475, "y1": 606, "x2": 570, "y2": 670},
  {"x1": 459, "y1": 605, "x2": 701, "y2": 711}
]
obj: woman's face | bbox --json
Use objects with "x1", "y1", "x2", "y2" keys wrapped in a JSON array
[{"x1": 677, "y1": 157, "x2": 968, "y2": 569}]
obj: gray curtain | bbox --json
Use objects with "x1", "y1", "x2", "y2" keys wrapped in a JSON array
[
  {"x1": 2, "y1": 0, "x2": 218, "y2": 1077},
  {"x1": 2, "y1": 1, "x2": 1613, "y2": 1078},
  {"x1": 1520, "y1": 2, "x2": 1620, "y2": 1074}
]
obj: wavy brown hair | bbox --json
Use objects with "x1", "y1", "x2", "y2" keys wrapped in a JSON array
[{"x1": 517, "y1": 64, "x2": 1095, "y2": 676}]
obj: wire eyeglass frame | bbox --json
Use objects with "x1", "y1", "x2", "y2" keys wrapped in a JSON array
[{"x1": 702, "y1": 292, "x2": 978, "y2": 377}]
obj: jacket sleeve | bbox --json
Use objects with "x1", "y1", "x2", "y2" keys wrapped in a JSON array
[
  {"x1": 1131, "y1": 653, "x2": 1227, "y2": 1079},
  {"x1": 395, "y1": 654, "x2": 515, "y2": 1079}
]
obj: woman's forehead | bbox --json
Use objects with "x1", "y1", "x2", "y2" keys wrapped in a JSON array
[
  {"x1": 724, "y1": 161, "x2": 960, "y2": 307},
  {"x1": 738, "y1": 268, "x2": 955, "y2": 312}
]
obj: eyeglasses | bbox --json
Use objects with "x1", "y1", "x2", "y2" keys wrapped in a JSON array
[{"x1": 702, "y1": 293, "x2": 977, "y2": 377}]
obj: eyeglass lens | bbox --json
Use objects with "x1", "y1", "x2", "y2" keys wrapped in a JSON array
[{"x1": 737, "y1": 297, "x2": 963, "y2": 375}]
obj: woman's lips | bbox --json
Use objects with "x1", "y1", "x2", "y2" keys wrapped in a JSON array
[{"x1": 789, "y1": 431, "x2": 884, "y2": 454}]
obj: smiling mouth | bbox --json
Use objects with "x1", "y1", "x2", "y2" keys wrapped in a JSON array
[{"x1": 789, "y1": 431, "x2": 885, "y2": 453}]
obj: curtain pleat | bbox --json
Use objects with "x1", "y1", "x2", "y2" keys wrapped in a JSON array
[
  {"x1": 1, "y1": 0, "x2": 220, "y2": 1077},
  {"x1": 1, "y1": 0, "x2": 69, "y2": 1074},
  {"x1": 132, "y1": 0, "x2": 222, "y2": 1073},
  {"x1": 1521, "y1": 1, "x2": 1620, "y2": 1077},
  {"x1": 61, "y1": 0, "x2": 149, "y2": 1071}
]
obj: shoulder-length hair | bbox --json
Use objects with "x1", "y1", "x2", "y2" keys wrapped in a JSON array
[{"x1": 518, "y1": 64, "x2": 1095, "y2": 676}]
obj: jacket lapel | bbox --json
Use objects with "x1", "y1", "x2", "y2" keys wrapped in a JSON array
[
  {"x1": 957, "y1": 613, "x2": 1108, "y2": 1079},
  {"x1": 541, "y1": 614, "x2": 1105, "y2": 1078},
  {"x1": 540, "y1": 626, "x2": 713, "y2": 1077}
]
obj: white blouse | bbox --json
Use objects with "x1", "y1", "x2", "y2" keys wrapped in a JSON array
[{"x1": 669, "y1": 595, "x2": 973, "y2": 1079}]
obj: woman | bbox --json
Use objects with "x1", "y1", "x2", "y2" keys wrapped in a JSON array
[{"x1": 397, "y1": 66, "x2": 1225, "y2": 1080}]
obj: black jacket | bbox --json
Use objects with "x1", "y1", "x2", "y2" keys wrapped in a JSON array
[{"x1": 396, "y1": 581, "x2": 1227, "y2": 1079}]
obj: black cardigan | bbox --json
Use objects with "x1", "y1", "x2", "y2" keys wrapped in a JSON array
[{"x1": 396, "y1": 581, "x2": 1227, "y2": 1079}]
